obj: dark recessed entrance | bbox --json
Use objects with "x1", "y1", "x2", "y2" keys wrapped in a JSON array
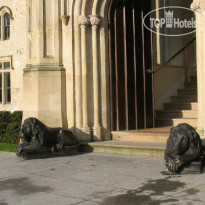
[{"x1": 108, "y1": 0, "x2": 154, "y2": 131}]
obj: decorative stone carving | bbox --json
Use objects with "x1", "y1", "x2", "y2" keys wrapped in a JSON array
[
  {"x1": 16, "y1": 118, "x2": 80, "y2": 159},
  {"x1": 60, "y1": 15, "x2": 70, "y2": 26},
  {"x1": 164, "y1": 123, "x2": 205, "y2": 174},
  {"x1": 78, "y1": 15, "x2": 90, "y2": 28},
  {"x1": 191, "y1": 0, "x2": 203, "y2": 11},
  {"x1": 89, "y1": 15, "x2": 101, "y2": 28},
  {"x1": 0, "y1": 6, "x2": 14, "y2": 19}
]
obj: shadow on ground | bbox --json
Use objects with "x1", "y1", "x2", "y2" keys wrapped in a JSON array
[
  {"x1": 100, "y1": 177, "x2": 187, "y2": 205},
  {"x1": 0, "y1": 177, "x2": 53, "y2": 195}
]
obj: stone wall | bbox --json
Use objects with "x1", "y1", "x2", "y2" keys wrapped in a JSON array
[
  {"x1": 191, "y1": 0, "x2": 205, "y2": 136},
  {"x1": 0, "y1": 0, "x2": 26, "y2": 111}
]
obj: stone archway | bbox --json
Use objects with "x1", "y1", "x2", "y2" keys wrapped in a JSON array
[
  {"x1": 68, "y1": 0, "x2": 204, "y2": 140},
  {"x1": 66, "y1": 0, "x2": 112, "y2": 141}
]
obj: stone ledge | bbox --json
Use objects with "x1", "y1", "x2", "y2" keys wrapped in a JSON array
[
  {"x1": 80, "y1": 141, "x2": 165, "y2": 157},
  {"x1": 24, "y1": 65, "x2": 65, "y2": 72}
]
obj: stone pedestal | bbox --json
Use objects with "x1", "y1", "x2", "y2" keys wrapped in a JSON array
[{"x1": 23, "y1": 66, "x2": 67, "y2": 127}]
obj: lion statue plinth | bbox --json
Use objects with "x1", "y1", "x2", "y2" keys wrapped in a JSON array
[
  {"x1": 16, "y1": 118, "x2": 79, "y2": 159},
  {"x1": 165, "y1": 123, "x2": 205, "y2": 174}
]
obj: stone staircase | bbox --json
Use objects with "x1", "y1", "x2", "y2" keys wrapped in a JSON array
[{"x1": 156, "y1": 75, "x2": 198, "y2": 128}]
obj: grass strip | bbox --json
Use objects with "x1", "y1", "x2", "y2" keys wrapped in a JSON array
[{"x1": 0, "y1": 143, "x2": 18, "y2": 152}]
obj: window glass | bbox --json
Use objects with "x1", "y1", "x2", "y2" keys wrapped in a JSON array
[
  {"x1": 0, "y1": 63, "x2": 2, "y2": 70},
  {"x1": 4, "y1": 62, "x2": 10, "y2": 69},
  {"x1": 4, "y1": 13, "x2": 10, "y2": 40},
  {"x1": 4, "y1": 72, "x2": 10, "y2": 103}
]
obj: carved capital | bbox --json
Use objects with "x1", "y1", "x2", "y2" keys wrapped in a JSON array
[
  {"x1": 60, "y1": 15, "x2": 70, "y2": 26},
  {"x1": 78, "y1": 15, "x2": 90, "y2": 28},
  {"x1": 191, "y1": 0, "x2": 203, "y2": 11},
  {"x1": 89, "y1": 15, "x2": 101, "y2": 28}
]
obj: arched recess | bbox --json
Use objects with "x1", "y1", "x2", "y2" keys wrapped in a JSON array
[
  {"x1": 70, "y1": 0, "x2": 112, "y2": 140},
  {"x1": 0, "y1": 6, "x2": 13, "y2": 41},
  {"x1": 108, "y1": 0, "x2": 154, "y2": 131}
]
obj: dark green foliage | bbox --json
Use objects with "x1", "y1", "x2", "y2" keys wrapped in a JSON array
[
  {"x1": 0, "y1": 111, "x2": 22, "y2": 144},
  {"x1": 0, "y1": 122, "x2": 9, "y2": 142},
  {"x1": 0, "y1": 112, "x2": 10, "y2": 123},
  {"x1": 4, "y1": 122, "x2": 21, "y2": 144},
  {"x1": 10, "y1": 111, "x2": 23, "y2": 123}
]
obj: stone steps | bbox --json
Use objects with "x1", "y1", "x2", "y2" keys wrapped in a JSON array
[
  {"x1": 177, "y1": 88, "x2": 197, "y2": 96},
  {"x1": 156, "y1": 110, "x2": 198, "y2": 119},
  {"x1": 163, "y1": 102, "x2": 198, "y2": 110},
  {"x1": 188, "y1": 83, "x2": 197, "y2": 88},
  {"x1": 156, "y1": 118, "x2": 197, "y2": 128},
  {"x1": 156, "y1": 74, "x2": 197, "y2": 128},
  {"x1": 170, "y1": 95, "x2": 197, "y2": 103},
  {"x1": 80, "y1": 141, "x2": 165, "y2": 157},
  {"x1": 112, "y1": 129, "x2": 170, "y2": 143}
]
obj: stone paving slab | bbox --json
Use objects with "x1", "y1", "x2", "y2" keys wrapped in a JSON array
[{"x1": 0, "y1": 152, "x2": 205, "y2": 204}]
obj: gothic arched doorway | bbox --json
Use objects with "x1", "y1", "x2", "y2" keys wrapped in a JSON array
[{"x1": 108, "y1": 0, "x2": 154, "y2": 131}]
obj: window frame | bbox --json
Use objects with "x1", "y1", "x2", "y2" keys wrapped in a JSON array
[
  {"x1": 0, "y1": 6, "x2": 13, "y2": 41},
  {"x1": 3, "y1": 12, "x2": 10, "y2": 40},
  {"x1": 0, "y1": 56, "x2": 12, "y2": 105}
]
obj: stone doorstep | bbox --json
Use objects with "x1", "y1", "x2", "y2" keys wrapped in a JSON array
[
  {"x1": 80, "y1": 141, "x2": 166, "y2": 157},
  {"x1": 79, "y1": 138, "x2": 205, "y2": 158},
  {"x1": 111, "y1": 131, "x2": 169, "y2": 143}
]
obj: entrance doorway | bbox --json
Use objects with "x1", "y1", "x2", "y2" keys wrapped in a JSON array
[{"x1": 108, "y1": 0, "x2": 154, "y2": 131}]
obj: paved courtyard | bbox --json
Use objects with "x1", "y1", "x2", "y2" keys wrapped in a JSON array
[{"x1": 0, "y1": 151, "x2": 205, "y2": 205}]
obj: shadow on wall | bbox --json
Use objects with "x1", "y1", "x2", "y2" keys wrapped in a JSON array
[
  {"x1": 71, "y1": 127, "x2": 93, "y2": 142},
  {"x1": 71, "y1": 127, "x2": 111, "y2": 142}
]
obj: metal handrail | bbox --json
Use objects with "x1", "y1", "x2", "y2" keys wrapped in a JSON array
[{"x1": 147, "y1": 37, "x2": 196, "y2": 75}]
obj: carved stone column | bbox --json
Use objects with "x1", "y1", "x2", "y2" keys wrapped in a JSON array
[
  {"x1": 191, "y1": 0, "x2": 204, "y2": 136},
  {"x1": 90, "y1": 15, "x2": 102, "y2": 141},
  {"x1": 74, "y1": 19, "x2": 82, "y2": 132},
  {"x1": 78, "y1": 15, "x2": 92, "y2": 141}
]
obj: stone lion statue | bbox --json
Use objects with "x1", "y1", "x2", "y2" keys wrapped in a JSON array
[
  {"x1": 16, "y1": 117, "x2": 79, "y2": 158},
  {"x1": 165, "y1": 123, "x2": 205, "y2": 174}
]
